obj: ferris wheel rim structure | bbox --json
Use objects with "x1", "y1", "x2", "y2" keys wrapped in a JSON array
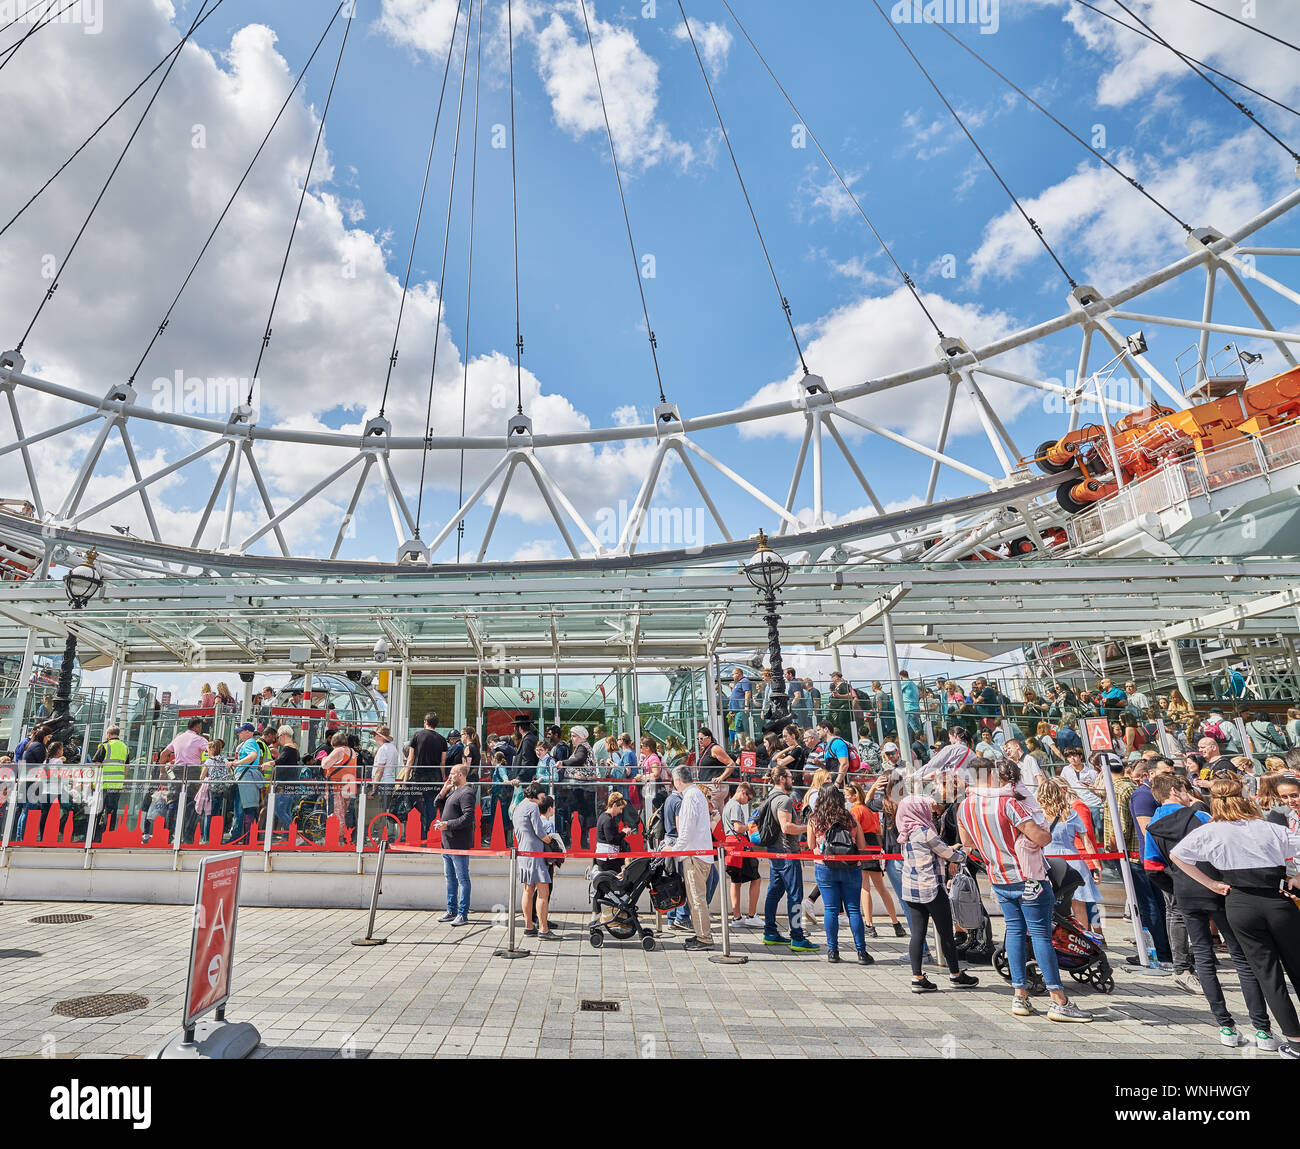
[
  {"x1": 4, "y1": 0, "x2": 1300, "y2": 576},
  {"x1": 3, "y1": 178, "x2": 1300, "y2": 576}
]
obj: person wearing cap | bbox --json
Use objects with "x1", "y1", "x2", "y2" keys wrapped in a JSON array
[
  {"x1": 371, "y1": 725, "x2": 398, "y2": 813},
  {"x1": 231, "y1": 723, "x2": 264, "y2": 842}
]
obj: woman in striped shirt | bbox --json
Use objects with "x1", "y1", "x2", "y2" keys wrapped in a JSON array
[
  {"x1": 897, "y1": 794, "x2": 979, "y2": 993},
  {"x1": 957, "y1": 759, "x2": 1092, "y2": 1023}
]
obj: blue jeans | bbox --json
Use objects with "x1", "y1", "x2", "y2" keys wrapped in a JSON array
[
  {"x1": 671, "y1": 861, "x2": 719, "y2": 925},
  {"x1": 443, "y1": 852, "x2": 471, "y2": 916},
  {"x1": 815, "y1": 863, "x2": 866, "y2": 954},
  {"x1": 1128, "y1": 862, "x2": 1172, "y2": 962},
  {"x1": 993, "y1": 879, "x2": 1063, "y2": 991},
  {"x1": 764, "y1": 858, "x2": 806, "y2": 941}
]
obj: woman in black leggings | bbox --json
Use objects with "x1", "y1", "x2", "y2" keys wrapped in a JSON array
[
  {"x1": 895, "y1": 794, "x2": 979, "y2": 993},
  {"x1": 1171, "y1": 778, "x2": 1300, "y2": 1059}
]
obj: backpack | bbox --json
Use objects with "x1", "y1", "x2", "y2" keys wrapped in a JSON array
[
  {"x1": 646, "y1": 803, "x2": 666, "y2": 849},
  {"x1": 755, "y1": 794, "x2": 785, "y2": 850},
  {"x1": 820, "y1": 821, "x2": 859, "y2": 869},
  {"x1": 948, "y1": 869, "x2": 986, "y2": 931},
  {"x1": 1202, "y1": 718, "x2": 1229, "y2": 745}
]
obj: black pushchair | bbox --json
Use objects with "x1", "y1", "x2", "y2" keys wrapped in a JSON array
[
  {"x1": 588, "y1": 855, "x2": 684, "y2": 951},
  {"x1": 991, "y1": 856, "x2": 1114, "y2": 994}
]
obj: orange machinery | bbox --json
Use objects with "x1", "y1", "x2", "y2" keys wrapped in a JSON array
[{"x1": 1032, "y1": 365, "x2": 1300, "y2": 512}]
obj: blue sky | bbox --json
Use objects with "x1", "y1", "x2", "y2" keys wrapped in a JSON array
[{"x1": 2, "y1": 0, "x2": 1300, "y2": 562}]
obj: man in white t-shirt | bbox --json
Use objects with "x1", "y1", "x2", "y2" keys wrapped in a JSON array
[
  {"x1": 1003, "y1": 738, "x2": 1042, "y2": 793},
  {"x1": 672, "y1": 766, "x2": 714, "y2": 950},
  {"x1": 371, "y1": 725, "x2": 399, "y2": 812}
]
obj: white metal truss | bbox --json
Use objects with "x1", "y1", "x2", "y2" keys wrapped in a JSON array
[{"x1": 2, "y1": 184, "x2": 1300, "y2": 576}]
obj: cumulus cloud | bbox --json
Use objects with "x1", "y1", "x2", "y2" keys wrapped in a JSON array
[
  {"x1": 740, "y1": 287, "x2": 1044, "y2": 445},
  {"x1": 672, "y1": 17, "x2": 732, "y2": 79},
  {"x1": 0, "y1": 4, "x2": 665, "y2": 561}
]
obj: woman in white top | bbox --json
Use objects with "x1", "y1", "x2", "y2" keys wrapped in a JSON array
[{"x1": 1171, "y1": 778, "x2": 1300, "y2": 1059}]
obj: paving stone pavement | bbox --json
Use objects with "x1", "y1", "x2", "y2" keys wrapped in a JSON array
[{"x1": 0, "y1": 899, "x2": 1278, "y2": 1059}]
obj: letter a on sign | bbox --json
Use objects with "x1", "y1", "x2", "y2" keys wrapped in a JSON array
[{"x1": 1083, "y1": 717, "x2": 1113, "y2": 753}]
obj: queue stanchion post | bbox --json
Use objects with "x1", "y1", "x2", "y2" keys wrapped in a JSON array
[
  {"x1": 708, "y1": 844, "x2": 747, "y2": 965},
  {"x1": 173, "y1": 782, "x2": 188, "y2": 870},
  {"x1": 493, "y1": 843, "x2": 531, "y2": 959},
  {"x1": 352, "y1": 838, "x2": 388, "y2": 945}
]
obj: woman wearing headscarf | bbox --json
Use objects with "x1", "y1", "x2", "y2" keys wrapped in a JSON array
[{"x1": 897, "y1": 793, "x2": 980, "y2": 993}]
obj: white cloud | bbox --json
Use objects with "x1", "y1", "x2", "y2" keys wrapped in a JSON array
[
  {"x1": 795, "y1": 166, "x2": 863, "y2": 224},
  {"x1": 968, "y1": 131, "x2": 1293, "y2": 291},
  {"x1": 531, "y1": 0, "x2": 692, "y2": 170},
  {"x1": 672, "y1": 17, "x2": 732, "y2": 79},
  {"x1": 376, "y1": 0, "x2": 463, "y2": 60},
  {"x1": 740, "y1": 287, "x2": 1043, "y2": 444},
  {"x1": 0, "y1": 5, "x2": 664, "y2": 561}
]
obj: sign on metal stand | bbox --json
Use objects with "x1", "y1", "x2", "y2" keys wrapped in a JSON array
[
  {"x1": 1083, "y1": 718, "x2": 1161, "y2": 974},
  {"x1": 152, "y1": 851, "x2": 259, "y2": 1058}
]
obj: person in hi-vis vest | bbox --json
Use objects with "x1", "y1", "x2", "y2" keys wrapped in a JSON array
[{"x1": 91, "y1": 725, "x2": 130, "y2": 840}]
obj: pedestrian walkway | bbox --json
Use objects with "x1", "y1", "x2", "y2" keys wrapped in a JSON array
[{"x1": 0, "y1": 899, "x2": 1270, "y2": 1060}]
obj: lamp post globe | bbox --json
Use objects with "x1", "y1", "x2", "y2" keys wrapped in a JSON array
[
  {"x1": 50, "y1": 549, "x2": 102, "y2": 752},
  {"x1": 745, "y1": 532, "x2": 791, "y2": 734}
]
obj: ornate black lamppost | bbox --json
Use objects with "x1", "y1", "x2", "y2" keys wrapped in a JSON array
[
  {"x1": 49, "y1": 548, "x2": 103, "y2": 751},
  {"x1": 744, "y1": 531, "x2": 791, "y2": 735}
]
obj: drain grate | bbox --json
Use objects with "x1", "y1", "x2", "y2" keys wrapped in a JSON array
[
  {"x1": 29, "y1": 913, "x2": 93, "y2": 925},
  {"x1": 580, "y1": 999, "x2": 620, "y2": 1012},
  {"x1": 52, "y1": 993, "x2": 150, "y2": 1019}
]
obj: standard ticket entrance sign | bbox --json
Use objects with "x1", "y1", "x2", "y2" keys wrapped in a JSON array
[
  {"x1": 1083, "y1": 717, "x2": 1114, "y2": 753},
  {"x1": 184, "y1": 852, "x2": 243, "y2": 1031}
]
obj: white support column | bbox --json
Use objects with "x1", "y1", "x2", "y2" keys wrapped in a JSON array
[
  {"x1": 5, "y1": 625, "x2": 38, "y2": 753},
  {"x1": 240, "y1": 677, "x2": 253, "y2": 725},
  {"x1": 880, "y1": 611, "x2": 914, "y2": 770},
  {"x1": 1167, "y1": 639, "x2": 1193, "y2": 704},
  {"x1": 702, "y1": 656, "x2": 720, "y2": 739}
]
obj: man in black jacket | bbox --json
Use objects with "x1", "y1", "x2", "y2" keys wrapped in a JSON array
[
  {"x1": 434, "y1": 764, "x2": 477, "y2": 927},
  {"x1": 513, "y1": 714, "x2": 539, "y2": 783},
  {"x1": 1147, "y1": 774, "x2": 1274, "y2": 1048}
]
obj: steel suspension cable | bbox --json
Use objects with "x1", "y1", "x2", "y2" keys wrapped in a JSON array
[
  {"x1": 718, "y1": 0, "x2": 945, "y2": 340},
  {"x1": 1098, "y1": 0, "x2": 1300, "y2": 163},
  {"x1": 16, "y1": 0, "x2": 217, "y2": 352},
  {"x1": 1184, "y1": 0, "x2": 1300, "y2": 57},
  {"x1": 454, "y1": 0, "x2": 484, "y2": 562},
  {"x1": 870, "y1": 0, "x2": 1078, "y2": 291},
  {"x1": 0, "y1": 0, "x2": 57, "y2": 73},
  {"x1": 508, "y1": 0, "x2": 524, "y2": 416},
  {"x1": 0, "y1": 1, "x2": 226, "y2": 241},
  {"x1": 128, "y1": 2, "x2": 346, "y2": 388},
  {"x1": 577, "y1": 0, "x2": 666, "y2": 403},
  {"x1": 677, "y1": 0, "x2": 807, "y2": 375},
  {"x1": 414, "y1": 0, "x2": 475, "y2": 540},
  {"x1": 1074, "y1": 0, "x2": 1300, "y2": 121},
  {"x1": 0, "y1": 0, "x2": 44, "y2": 39},
  {"x1": 378, "y1": 0, "x2": 467, "y2": 418},
  {"x1": 902, "y1": 0, "x2": 1192, "y2": 234},
  {"x1": 249, "y1": 1, "x2": 354, "y2": 403}
]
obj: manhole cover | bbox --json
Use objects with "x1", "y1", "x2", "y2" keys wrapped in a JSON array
[
  {"x1": 29, "y1": 913, "x2": 93, "y2": 924},
  {"x1": 52, "y1": 994, "x2": 150, "y2": 1019},
  {"x1": 580, "y1": 999, "x2": 620, "y2": 1012}
]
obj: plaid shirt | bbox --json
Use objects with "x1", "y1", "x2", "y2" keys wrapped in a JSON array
[
  {"x1": 899, "y1": 827, "x2": 967, "y2": 904},
  {"x1": 1104, "y1": 777, "x2": 1139, "y2": 855}
]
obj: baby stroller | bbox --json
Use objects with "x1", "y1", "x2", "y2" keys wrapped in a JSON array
[
  {"x1": 992, "y1": 856, "x2": 1114, "y2": 994},
  {"x1": 588, "y1": 855, "x2": 685, "y2": 951}
]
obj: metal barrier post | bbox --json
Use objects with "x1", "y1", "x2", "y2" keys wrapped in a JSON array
[
  {"x1": 83, "y1": 765, "x2": 101, "y2": 869},
  {"x1": 355, "y1": 781, "x2": 366, "y2": 871},
  {"x1": 1, "y1": 764, "x2": 19, "y2": 866},
  {"x1": 263, "y1": 781, "x2": 275, "y2": 870},
  {"x1": 173, "y1": 783, "x2": 188, "y2": 870},
  {"x1": 352, "y1": 839, "x2": 388, "y2": 946},
  {"x1": 708, "y1": 845, "x2": 747, "y2": 965},
  {"x1": 493, "y1": 844, "x2": 530, "y2": 959}
]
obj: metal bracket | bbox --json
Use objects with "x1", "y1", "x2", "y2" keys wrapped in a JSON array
[{"x1": 507, "y1": 413, "x2": 533, "y2": 447}]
